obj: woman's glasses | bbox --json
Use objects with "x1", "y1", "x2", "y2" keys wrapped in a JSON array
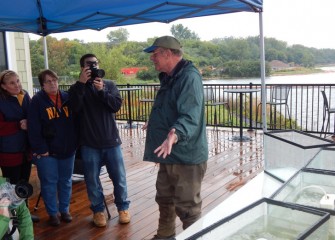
[{"x1": 44, "y1": 79, "x2": 58, "y2": 85}]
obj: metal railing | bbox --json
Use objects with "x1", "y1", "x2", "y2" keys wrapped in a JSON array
[{"x1": 33, "y1": 83, "x2": 335, "y2": 135}]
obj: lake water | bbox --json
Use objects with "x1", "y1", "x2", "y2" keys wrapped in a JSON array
[
  {"x1": 205, "y1": 67, "x2": 335, "y2": 132},
  {"x1": 205, "y1": 66, "x2": 335, "y2": 85}
]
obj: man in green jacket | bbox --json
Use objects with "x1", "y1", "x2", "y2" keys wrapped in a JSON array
[
  {"x1": 0, "y1": 177, "x2": 34, "y2": 240},
  {"x1": 143, "y1": 36, "x2": 208, "y2": 240}
]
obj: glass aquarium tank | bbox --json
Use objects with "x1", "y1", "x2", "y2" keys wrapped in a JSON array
[
  {"x1": 272, "y1": 169, "x2": 335, "y2": 238},
  {"x1": 272, "y1": 170, "x2": 335, "y2": 210},
  {"x1": 185, "y1": 198, "x2": 330, "y2": 240},
  {"x1": 305, "y1": 147, "x2": 335, "y2": 172},
  {"x1": 264, "y1": 130, "x2": 335, "y2": 182}
]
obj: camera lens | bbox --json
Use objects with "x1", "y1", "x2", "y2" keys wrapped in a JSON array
[
  {"x1": 96, "y1": 69, "x2": 105, "y2": 78},
  {"x1": 90, "y1": 65, "x2": 105, "y2": 79},
  {"x1": 15, "y1": 182, "x2": 33, "y2": 199}
]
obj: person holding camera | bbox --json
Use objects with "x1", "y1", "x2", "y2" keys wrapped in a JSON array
[
  {"x1": 0, "y1": 176, "x2": 33, "y2": 239},
  {"x1": 27, "y1": 69, "x2": 77, "y2": 226},
  {"x1": 68, "y1": 54, "x2": 130, "y2": 228}
]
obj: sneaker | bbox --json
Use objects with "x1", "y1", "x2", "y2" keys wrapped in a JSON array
[
  {"x1": 60, "y1": 212, "x2": 72, "y2": 223},
  {"x1": 48, "y1": 215, "x2": 60, "y2": 226},
  {"x1": 118, "y1": 210, "x2": 131, "y2": 224},
  {"x1": 93, "y1": 212, "x2": 106, "y2": 227}
]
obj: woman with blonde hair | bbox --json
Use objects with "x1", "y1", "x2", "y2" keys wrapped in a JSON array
[{"x1": 0, "y1": 70, "x2": 32, "y2": 186}]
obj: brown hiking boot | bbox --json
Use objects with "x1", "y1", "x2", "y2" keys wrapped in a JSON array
[
  {"x1": 48, "y1": 215, "x2": 60, "y2": 226},
  {"x1": 93, "y1": 212, "x2": 106, "y2": 227},
  {"x1": 118, "y1": 210, "x2": 131, "y2": 224},
  {"x1": 60, "y1": 212, "x2": 72, "y2": 223}
]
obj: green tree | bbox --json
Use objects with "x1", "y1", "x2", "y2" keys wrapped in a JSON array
[
  {"x1": 29, "y1": 39, "x2": 45, "y2": 77},
  {"x1": 288, "y1": 44, "x2": 315, "y2": 67},
  {"x1": 118, "y1": 41, "x2": 150, "y2": 67},
  {"x1": 107, "y1": 28, "x2": 129, "y2": 45},
  {"x1": 224, "y1": 38, "x2": 253, "y2": 61},
  {"x1": 46, "y1": 37, "x2": 78, "y2": 77},
  {"x1": 182, "y1": 39, "x2": 220, "y2": 68},
  {"x1": 224, "y1": 60, "x2": 270, "y2": 78},
  {"x1": 85, "y1": 43, "x2": 125, "y2": 83},
  {"x1": 264, "y1": 37, "x2": 288, "y2": 62},
  {"x1": 136, "y1": 66, "x2": 158, "y2": 81},
  {"x1": 30, "y1": 37, "x2": 89, "y2": 82},
  {"x1": 170, "y1": 24, "x2": 200, "y2": 40},
  {"x1": 29, "y1": 34, "x2": 335, "y2": 82},
  {"x1": 65, "y1": 39, "x2": 87, "y2": 80}
]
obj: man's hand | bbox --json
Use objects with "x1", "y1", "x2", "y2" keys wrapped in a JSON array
[
  {"x1": 92, "y1": 78, "x2": 103, "y2": 91},
  {"x1": 19, "y1": 119, "x2": 27, "y2": 130},
  {"x1": 154, "y1": 128, "x2": 178, "y2": 159},
  {"x1": 0, "y1": 198, "x2": 11, "y2": 217},
  {"x1": 33, "y1": 152, "x2": 49, "y2": 159},
  {"x1": 142, "y1": 121, "x2": 148, "y2": 130},
  {"x1": 79, "y1": 66, "x2": 91, "y2": 84}
]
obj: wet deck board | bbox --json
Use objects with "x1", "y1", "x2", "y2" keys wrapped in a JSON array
[{"x1": 29, "y1": 125, "x2": 264, "y2": 240}]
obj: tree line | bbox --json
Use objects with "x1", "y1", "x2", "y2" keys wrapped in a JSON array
[{"x1": 29, "y1": 24, "x2": 335, "y2": 84}]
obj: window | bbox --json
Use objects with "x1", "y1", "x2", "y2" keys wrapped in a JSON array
[{"x1": 0, "y1": 32, "x2": 8, "y2": 72}]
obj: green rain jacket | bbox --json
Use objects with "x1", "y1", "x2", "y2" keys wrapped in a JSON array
[
  {"x1": 0, "y1": 177, "x2": 34, "y2": 240},
  {"x1": 143, "y1": 59, "x2": 208, "y2": 165}
]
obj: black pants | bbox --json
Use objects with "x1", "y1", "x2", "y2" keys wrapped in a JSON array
[{"x1": 1, "y1": 160, "x2": 32, "y2": 184}]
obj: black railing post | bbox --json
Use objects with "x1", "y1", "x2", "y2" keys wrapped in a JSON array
[{"x1": 126, "y1": 83, "x2": 133, "y2": 127}]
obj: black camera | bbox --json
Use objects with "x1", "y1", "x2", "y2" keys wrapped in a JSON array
[
  {"x1": 15, "y1": 181, "x2": 33, "y2": 199},
  {"x1": 0, "y1": 180, "x2": 33, "y2": 208},
  {"x1": 89, "y1": 64, "x2": 105, "y2": 81}
]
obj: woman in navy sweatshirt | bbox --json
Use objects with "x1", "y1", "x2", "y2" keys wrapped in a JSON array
[{"x1": 28, "y1": 69, "x2": 77, "y2": 226}]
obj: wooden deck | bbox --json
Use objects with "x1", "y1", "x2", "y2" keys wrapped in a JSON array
[{"x1": 29, "y1": 124, "x2": 264, "y2": 240}]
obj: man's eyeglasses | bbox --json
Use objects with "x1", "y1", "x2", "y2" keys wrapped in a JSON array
[
  {"x1": 44, "y1": 79, "x2": 58, "y2": 85},
  {"x1": 85, "y1": 61, "x2": 99, "y2": 66}
]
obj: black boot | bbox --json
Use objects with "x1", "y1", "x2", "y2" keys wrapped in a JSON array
[{"x1": 31, "y1": 213, "x2": 40, "y2": 223}]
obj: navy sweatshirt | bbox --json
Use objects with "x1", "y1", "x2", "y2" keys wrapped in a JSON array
[{"x1": 27, "y1": 90, "x2": 77, "y2": 159}]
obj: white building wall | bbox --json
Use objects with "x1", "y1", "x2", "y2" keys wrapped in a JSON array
[{"x1": 5, "y1": 32, "x2": 33, "y2": 96}]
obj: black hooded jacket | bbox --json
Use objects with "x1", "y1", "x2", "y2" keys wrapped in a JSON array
[{"x1": 68, "y1": 80, "x2": 122, "y2": 148}]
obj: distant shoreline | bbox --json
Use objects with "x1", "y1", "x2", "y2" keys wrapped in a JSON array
[
  {"x1": 271, "y1": 68, "x2": 323, "y2": 76},
  {"x1": 273, "y1": 65, "x2": 335, "y2": 76},
  {"x1": 204, "y1": 65, "x2": 335, "y2": 81}
]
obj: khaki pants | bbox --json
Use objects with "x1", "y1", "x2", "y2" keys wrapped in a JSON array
[{"x1": 155, "y1": 162, "x2": 207, "y2": 237}]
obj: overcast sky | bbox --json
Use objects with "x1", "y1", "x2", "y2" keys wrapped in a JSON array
[{"x1": 29, "y1": 0, "x2": 335, "y2": 49}]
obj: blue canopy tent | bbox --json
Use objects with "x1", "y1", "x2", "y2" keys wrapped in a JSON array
[
  {"x1": 1, "y1": 0, "x2": 262, "y2": 35},
  {"x1": 0, "y1": 0, "x2": 267, "y2": 131}
]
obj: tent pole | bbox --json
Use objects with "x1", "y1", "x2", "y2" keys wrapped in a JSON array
[
  {"x1": 43, "y1": 36, "x2": 49, "y2": 69},
  {"x1": 259, "y1": 12, "x2": 267, "y2": 132}
]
